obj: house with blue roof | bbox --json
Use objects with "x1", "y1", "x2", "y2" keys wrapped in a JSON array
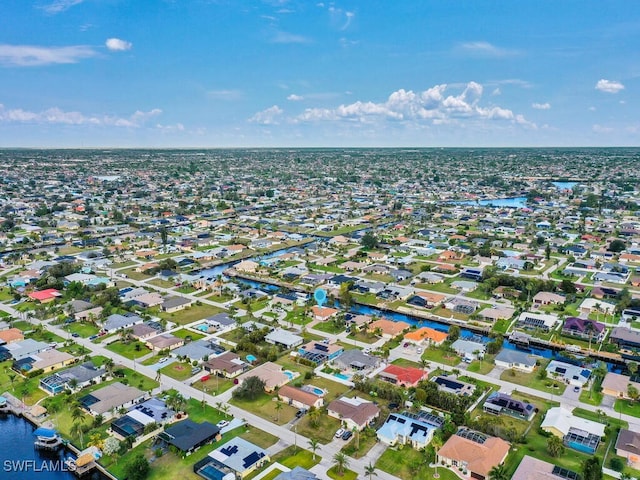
[{"x1": 376, "y1": 412, "x2": 437, "y2": 450}]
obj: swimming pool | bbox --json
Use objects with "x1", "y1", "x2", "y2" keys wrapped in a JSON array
[
  {"x1": 284, "y1": 370, "x2": 295, "y2": 380},
  {"x1": 333, "y1": 373, "x2": 350, "y2": 381},
  {"x1": 198, "y1": 463, "x2": 227, "y2": 480},
  {"x1": 196, "y1": 324, "x2": 209, "y2": 332},
  {"x1": 246, "y1": 354, "x2": 257, "y2": 363}
]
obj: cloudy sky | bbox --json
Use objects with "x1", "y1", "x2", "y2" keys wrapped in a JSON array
[{"x1": 1, "y1": 0, "x2": 638, "y2": 147}]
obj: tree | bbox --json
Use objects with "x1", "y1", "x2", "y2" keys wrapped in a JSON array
[
  {"x1": 364, "y1": 463, "x2": 377, "y2": 480},
  {"x1": 361, "y1": 232, "x2": 378, "y2": 250},
  {"x1": 608, "y1": 239, "x2": 626, "y2": 253},
  {"x1": 308, "y1": 438, "x2": 319, "y2": 461},
  {"x1": 332, "y1": 452, "x2": 350, "y2": 476},
  {"x1": 545, "y1": 243, "x2": 551, "y2": 260},
  {"x1": 547, "y1": 435, "x2": 565, "y2": 457},
  {"x1": 124, "y1": 454, "x2": 150, "y2": 480},
  {"x1": 581, "y1": 456, "x2": 602, "y2": 480},
  {"x1": 560, "y1": 279, "x2": 577, "y2": 295},
  {"x1": 431, "y1": 436, "x2": 443, "y2": 478},
  {"x1": 232, "y1": 376, "x2": 266, "y2": 401},
  {"x1": 628, "y1": 384, "x2": 639, "y2": 403},
  {"x1": 628, "y1": 361, "x2": 638, "y2": 378},
  {"x1": 274, "y1": 400, "x2": 283, "y2": 422},
  {"x1": 70, "y1": 422, "x2": 85, "y2": 449},
  {"x1": 448, "y1": 325, "x2": 460, "y2": 342},
  {"x1": 489, "y1": 464, "x2": 509, "y2": 480},
  {"x1": 103, "y1": 437, "x2": 120, "y2": 456}
]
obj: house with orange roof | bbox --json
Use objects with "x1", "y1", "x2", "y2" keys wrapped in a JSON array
[
  {"x1": 378, "y1": 364, "x2": 427, "y2": 387},
  {"x1": 439, "y1": 250, "x2": 464, "y2": 261},
  {"x1": 277, "y1": 385, "x2": 324, "y2": 410},
  {"x1": 437, "y1": 428, "x2": 510, "y2": 480},
  {"x1": 368, "y1": 319, "x2": 410, "y2": 339},
  {"x1": 0, "y1": 328, "x2": 25, "y2": 345},
  {"x1": 311, "y1": 306, "x2": 339, "y2": 321},
  {"x1": 404, "y1": 327, "x2": 448, "y2": 347}
]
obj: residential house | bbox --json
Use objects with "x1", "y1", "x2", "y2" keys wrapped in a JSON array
[
  {"x1": 483, "y1": 392, "x2": 536, "y2": 421},
  {"x1": 494, "y1": 349, "x2": 537, "y2": 373},
  {"x1": 512, "y1": 455, "x2": 581, "y2": 480},
  {"x1": 478, "y1": 306, "x2": 515, "y2": 323},
  {"x1": 79, "y1": 382, "x2": 145, "y2": 417},
  {"x1": 203, "y1": 351, "x2": 248, "y2": 378},
  {"x1": 579, "y1": 298, "x2": 615, "y2": 316},
  {"x1": 541, "y1": 406, "x2": 605, "y2": 454},
  {"x1": 433, "y1": 375, "x2": 476, "y2": 396},
  {"x1": 561, "y1": 317, "x2": 605, "y2": 342},
  {"x1": 377, "y1": 412, "x2": 437, "y2": 449},
  {"x1": 278, "y1": 385, "x2": 324, "y2": 410},
  {"x1": 601, "y1": 372, "x2": 640, "y2": 399},
  {"x1": 172, "y1": 340, "x2": 225, "y2": 363},
  {"x1": 368, "y1": 319, "x2": 410, "y2": 338},
  {"x1": 159, "y1": 419, "x2": 220, "y2": 456},
  {"x1": 161, "y1": 296, "x2": 193, "y2": 313},
  {"x1": 610, "y1": 327, "x2": 640, "y2": 349},
  {"x1": 437, "y1": 428, "x2": 510, "y2": 480},
  {"x1": 4, "y1": 339, "x2": 51, "y2": 361},
  {"x1": 451, "y1": 339, "x2": 486, "y2": 361},
  {"x1": 205, "y1": 313, "x2": 237, "y2": 332},
  {"x1": 146, "y1": 333, "x2": 184, "y2": 352},
  {"x1": 28, "y1": 288, "x2": 61, "y2": 303},
  {"x1": 273, "y1": 467, "x2": 319, "y2": 480},
  {"x1": 131, "y1": 323, "x2": 160, "y2": 341},
  {"x1": 102, "y1": 313, "x2": 144, "y2": 334},
  {"x1": 234, "y1": 260, "x2": 259, "y2": 273},
  {"x1": 13, "y1": 349, "x2": 74, "y2": 374},
  {"x1": 615, "y1": 429, "x2": 640, "y2": 469},
  {"x1": 236, "y1": 362, "x2": 289, "y2": 392},
  {"x1": 545, "y1": 360, "x2": 590, "y2": 387},
  {"x1": 517, "y1": 312, "x2": 559, "y2": 332},
  {"x1": 403, "y1": 327, "x2": 448, "y2": 347},
  {"x1": 0, "y1": 328, "x2": 24, "y2": 345},
  {"x1": 111, "y1": 397, "x2": 175, "y2": 440},
  {"x1": 332, "y1": 349, "x2": 379, "y2": 372},
  {"x1": 39, "y1": 361, "x2": 105, "y2": 395},
  {"x1": 532, "y1": 292, "x2": 565, "y2": 306},
  {"x1": 311, "y1": 306, "x2": 339, "y2": 322},
  {"x1": 202, "y1": 437, "x2": 269, "y2": 478},
  {"x1": 265, "y1": 329, "x2": 304, "y2": 349},
  {"x1": 298, "y1": 341, "x2": 343, "y2": 364},
  {"x1": 327, "y1": 396, "x2": 379, "y2": 431},
  {"x1": 378, "y1": 365, "x2": 427, "y2": 388},
  {"x1": 406, "y1": 292, "x2": 446, "y2": 309}
]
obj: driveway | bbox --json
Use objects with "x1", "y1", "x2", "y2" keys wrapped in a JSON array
[
  {"x1": 562, "y1": 384, "x2": 582, "y2": 402},
  {"x1": 147, "y1": 357, "x2": 177, "y2": 371}
]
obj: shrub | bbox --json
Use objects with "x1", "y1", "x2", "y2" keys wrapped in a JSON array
[{"x1": 609, "y1": 457, "x2": 624, "y2": 472}]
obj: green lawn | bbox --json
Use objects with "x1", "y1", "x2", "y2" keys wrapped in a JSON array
[
  {"x1": 500, "y1": 361, "x2": 567, "y2": 396},
  {"x1": 421, "y1": 346, "x2": 461, "y2": 366},
  {"x1": 230, "y1": 392, "x2": 298, "y2": 426},
  {"x1": 120, "y1": 267, "x2": 152, "y2": 281},
  {"x1": 492, "y1": 319, "x2": 512, "y2": 334},
  {"x1": 346, "y1": 330, "x2": 379, "y2": 344},
  {"x1": 415, "y1": 282, "x2": 458, "y2": 294},
  {"x1": 159, "y1": 303, "x2": 224, "y2": 325},
  {"x1": 313, "y1": 321, "x2": 346, "y2": 335},
  {"x1": 148, "y1": 278, "x2": 175, "y2": 288},
  {"x1": 466, "y1": 354, "x2": 496, "y2": 374},
  {"x1": 26, "y1": 328, "x2": 66, "y2": 344},
  {"x1": 377, "y1": 447, "x2": 460, "y2": 480},
  {"x1": 159, "y1": 361, "x2": 197, "y2": 381},
  {"x1": 66, "y1": 322, "x2": 100, "y2": 338},
  {"x1": 105, "y1": 339, "x2": 149, "y2": 360},
  {"x1": 392, "y1": 358, "x2": 422, "y2": 368},
  {"x1": 271, "y1": 446, "x2": 320, "y2": 470},
  {"x1": 327, "y1": 466, "x2": 358, "y2": 480},
  {"x1": 110, "y1": 260, "x2": 137, "y2": 269},
  {"x1": 302, "y1": 375, "x2": 350, "y2": 402},
  {"x1": 0, "y1": 309, "x2": 9, "y2": 317},
  {"x1": 295, "y1": 410, "x2": 342, "y2": 444},
  {"x1": 614, "y1": 399, "x2": 640, "y2": 418},
  {"x1": 171, "y1": 328, "x2": 205, "y2": 341},
  {"x1": 340, "y1": 429, "x2": 379, "y2": 459},
  {"x1": 0, "y1": 288, "x2": 14, "y2": 301},
  {"x1": 191, "y1": 375, "x2": 236, "y2": 396},
  {"x1": 177, "y1": 286, "x2": 197, "y2": 294}
]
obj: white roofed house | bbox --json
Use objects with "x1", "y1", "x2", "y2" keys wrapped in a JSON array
[{"x1": 516, "y1": 311, "x2": 559, "y2": 332}]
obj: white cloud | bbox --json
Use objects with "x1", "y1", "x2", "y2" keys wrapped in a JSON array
[
  {"x1": 595, "y1": 79, "x2": 624, "y2": 93},
  {"x1": 249, "y1": 105, "x2": 283, "y2": 125},
  {"x1": 105, "y1": 38, "x2": 133, "y2": 52},
  {"x1": 292, "y1": 82, "x2": 535, "y2": 128},
  {"x1": 287, "y1": 94, "x2": 304, "y2": 101},
  {"x1": 458, "y1": 41, "x2": 520, "y2": 57},
  {"x1": 0, "y1": 103, "x2": 161, "y2": 127},
  {"x1": 207, "y1": 89, "x2": 243, "y2": 101},
  {"x1": 532, "y1": 102, "x2": 551, "y2": 110},
  {"x1": 592, "y1": 124, "x2": 613, "y2": 134},
  {"x1": 0, "y1": 44, "x2": 96, "y2": 67},
  {"x1": 40, "y1": 0, "x2": 84, "y2": 14},
  {"x1": 271, "y1": 31, "x2": 310, "y2": 44},
  {"x1": 155, "y1": 123, "x2": 185, "y2": 133},
  {"x1": 588, "y1": 106, "x2": 596, "y2": 111},
  {"x1": 491, "y1": 88, "x2": 501, "y2": 96}
]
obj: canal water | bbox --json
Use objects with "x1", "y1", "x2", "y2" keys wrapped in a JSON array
[{"x1": 0, "y1": 414, "x2": 76, "y2": 480}]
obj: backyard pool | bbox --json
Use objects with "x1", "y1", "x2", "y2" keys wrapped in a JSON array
[
  {"x1": 303, "y1": 385, "x2": 326, "y2": 396},
  {"x1": 284, "y1": 370, "x2": 296, "y2": 380},
  {"x1": 333, "y1": 373, "x2": 350, "y2": 381}
]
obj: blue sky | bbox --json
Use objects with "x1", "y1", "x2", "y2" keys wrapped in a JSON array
[{"x1": 0, "y1": 0, "x2": 638, "y2": 147}]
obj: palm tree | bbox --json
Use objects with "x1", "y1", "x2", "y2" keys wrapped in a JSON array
[
  {"x1": 431, "y1": 436, "x2": 443, "y2": 478},
  {"x1": 547, "y1": 435, "x2": 565, "y2": 457},
  {"x1": 332, "y1": 452, "x2": 349, "y2": 476},
  {"x1": 364, "y1": 463, "x2": 377, "y2": 480},
  {"x1": 70, "y1": 421, "x2": 85, "y2": 449},
  {"x1": 308, "y1": 438, "x2": 319, "y2": 461},
  {"x1": 103, "y1": 358, "x2": 115, "y2": 377},
  {"x1": 274, "y1": 400, "x2": 283, "y2": 422},
  {"x1": 489, "y1": 464, "x2": 509, "y2": 480}
]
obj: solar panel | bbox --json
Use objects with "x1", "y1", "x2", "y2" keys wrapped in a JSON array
[{"x1": 552, "y1": 466, "x2": 581, "y2": 480}]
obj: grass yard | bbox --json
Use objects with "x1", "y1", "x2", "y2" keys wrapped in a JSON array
[
  {"x1": 148, "y1": 278, "x2": 176, "y2": 288},
  {"x1": 295, "y1": 411, "x2": 342, "y2": 444},
  {"x1": 191, "y1": 375, "x2": 236, "y2": 395},
  {"x1": 432, "y1": 306, "x2": 469, "y2": 321},
  {"x1": 421, "y1": 346, "x2": 461, "y2": 366},
  {"x1": 614, "y1": 399, "x2": 640, "y2": 418},
  {"x1": 392, "y1": 357, "x2": 422, "y2": 368},
  {"x1": 313, "y1": 321, "x2": 346, "y2": 335},
  {"x1": 26, "y1": 328, "x2": 66, "y2": 344},
  {"x1": 327, "y1": 466, "x2": 358, "y2": 480},
  {"x1": 492, "y1": 319, "x2": 512, "y2": 334},
  {"x1": 159, "y1": 361, "x2": 197, "y2": 381},
  {"x1": 271, "y1": 446, "x2": 320, "y2": 470},
  {"x1": 159, "y1": 303, "x2": 224, "y2": 325},
  {"x1": 500, "y1": 360, "x2": 567, "y2": 396},
  {"x1": 415, "y1": 282, "x2": 458, "y2": 294},
  {"x1": 65, "y1": 322, "x2": 100, "y2": 338},
  {"x1": 466, "y1": 354, "x2": 497, "y2": 375},
  {"x1": 0, "y1": 288, "x2": 14, "y2": 301},
  {"x1": 176, "y1": 286, "x2": 197, "y2": 294},
  {"x1": 171, "y1": 328, "x2": 205, "y2": 341},
  {"x1": 105, "y1": 339, "x2": 149, "y2": 360},
  {"x1": 346, "y1": 330, "x2": 379, "y2": 344},
  {"x1": 120, "y1": 267, "x2": 151, "y2": 281},
  {"x1": 301, "y1": 375, "x2": 350, "y2": 402},
  {"x1": 340, "y1": 429, "x2": 379, "y2": 459},
  {"x1": 377, "y1": 447, "x2": 460, "y2": 480},
  {"x1": 110, "y1": 260, "x2": 137, "y2": 269},
  {"x1": 230, "y1": 392, "x2": 298, "y2": 426}
]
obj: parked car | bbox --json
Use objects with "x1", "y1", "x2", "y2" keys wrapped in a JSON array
[
  {"x1": 71, "y1": 333, "x2": 80, "y2": 338},
  {"x1": 89, "y1": 335, "x2": 98, "y2": 340},
  {"x1": 295, "y1": 409, "x2": 307, "y2": 418},
  {"x1": 573, "y1": 386, "x2": 580, "y2": 393},
  {"x1": 158, "y1": 357, "x2": 169, "y2": 364},
  {"x1": 341, "y1": 430, "x2": 353, "y2": 440},
  {"x1": 335, "y1": 428, "x2": 345, "y2": 438},
  {"x1": 216, "y1": 420, "x2": 229, "y2": 429}
]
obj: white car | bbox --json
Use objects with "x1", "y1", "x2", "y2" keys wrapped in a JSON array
[
  {"x1": 335, "y1": 428, "x2": 345, "y2": 438},
  {"x1": 217, "y1": 420, "x2": 230, "y2": 429},
  {"x1": 158, "y1": 357, "x2": 169, "y2": 364}
]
